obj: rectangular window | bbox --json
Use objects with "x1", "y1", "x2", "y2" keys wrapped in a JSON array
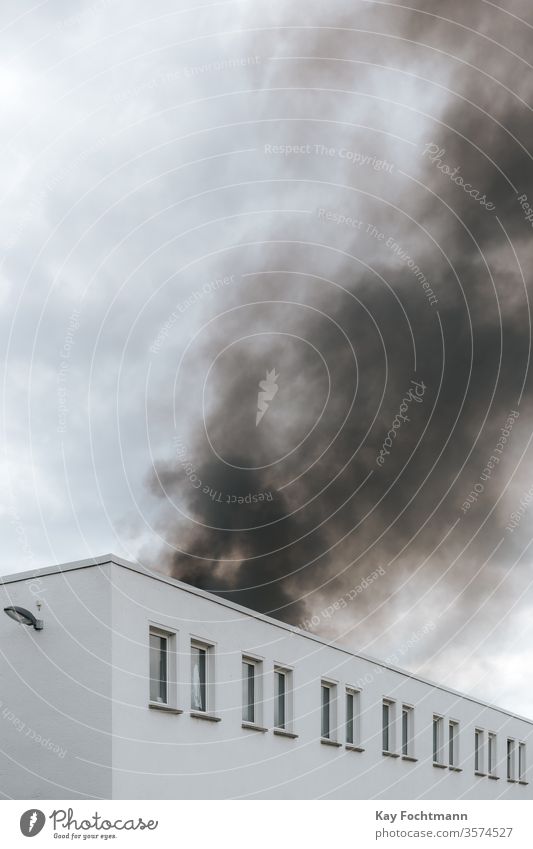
[
  {"x1": 475, "y1": 729, "x2": 485, "y2": 773},
  {"x1": 321, "y1": 683, "x2": 331, "y2": 739},
  {"x1": 402, "y1": 705, "x2": 413, "y2": 757},
  {"x1": 273, "y1": 665, "x2": 293, "y2": 732},
  {"x1": 242, "y1": 660, "x2": 256, "y2": 723},
  {"x1": 346, "y1": 688, "x2": 360, "y2": 746},
  {"x1": 433, "y1": 715, "x2": 444, "y2": 764},
  {"x1": 242, "y1": 656, "x2": 263, "y2": 725},
  {"x1": 448, "y1": 720, "x2": 459, "y2": 767},
  {"x1": 507, "y1": 739, "x2": 515, "y2": 781},
  {"x1": 321, "y1": 681, "x2": 337, "y2": 740},
  {"x1": 346, "y1": 691, "x2": 354, "y2": 744},
  {"x1": 191, "y1": 644, "x2": 207, "y2": 712},
  {"x1": 519, "y1": 743, "x2": 526, "y2": 782},
  {"x1": 383, "y1": 700, "x2": 395, "y2": 753},
  {"x1": 488, "y1": 732, "x2": 497, "y2": 776},
  {"x1": 274, "y1": 669, "x2": 286, "y2": 729},
  {"x1": 149, "y1": 630, "x2": 168, "y2": 704}
]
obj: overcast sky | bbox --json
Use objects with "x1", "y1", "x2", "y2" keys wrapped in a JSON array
[{"x1": 1, "y1": 0, "x2": 533, "y2": 717}]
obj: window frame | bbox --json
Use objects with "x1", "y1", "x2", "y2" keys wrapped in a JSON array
[
  {"x1": 345, "y1": 687, "x2": 361, "y2": 748},
  {"x1": 320, "y1": 679, "x2": 338, "y2": 743},
  {"x1": 273, "y1": 665, "x2": 293, "y2": 732},
  {"x1": 148, "y1": 624, "x2": 178, "y2": 710},
  {"x1": 432, "y1": 715, "x2": 444, "y2": 765},
  {"x1": 190, "y1": 638, "x2": 215, "y2": 715},
  {"x1": 488, "y1": 732, "x2": 497, "y2": 777},
  {"x1": 519, "y1": 742, "x2": 527, "y2": 783},
  {"x1": 242, "y1": 654, "x2": 264, "y2": 727},
  {"x1": 401, "y1": 704, "x2": 414, "y2": 758},
  {"x1": 382, "y1": 698, "x2": 396, "y2": 755},
  {"x1": 475, "y1": 728, "x2": 485, "y2": 775},
  {"x1": 507, "y1": 738, "x2": 516, "y2": 781},
  {"x1": 448, "y1": 719, "x2": 459, "y2": 768}
]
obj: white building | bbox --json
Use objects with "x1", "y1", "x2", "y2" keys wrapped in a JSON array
[{"x1": 0, "y1": 554, "x2": 531, "y2": 800}]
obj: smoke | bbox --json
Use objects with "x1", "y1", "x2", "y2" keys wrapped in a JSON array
[{"x1": 142, "y1": 0, "x2": 533, "y2": 693}]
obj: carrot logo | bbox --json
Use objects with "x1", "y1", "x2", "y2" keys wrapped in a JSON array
[
  {"x1": 20, "y1": 809, "x2": 46, "y2": 837},
  {"x1": 256, "y1": 369, "x2": 279, "y2": 426}
]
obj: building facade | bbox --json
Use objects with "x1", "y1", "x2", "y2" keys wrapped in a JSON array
[{"x1": 0, "y1": 555, "x2": 531, "y2": 800}]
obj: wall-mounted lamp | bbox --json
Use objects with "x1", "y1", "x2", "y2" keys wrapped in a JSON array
[{"x1": 3, "y1": 606, "x2": 43, "y2": 630}]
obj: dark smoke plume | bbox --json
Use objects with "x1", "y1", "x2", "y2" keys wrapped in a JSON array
[{"x1": 144, "y1": 1, "x2": 533, "y2": 690}]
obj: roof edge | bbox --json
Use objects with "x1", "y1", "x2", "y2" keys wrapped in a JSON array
[
  {"x1": 1, "y1": 554, "x2": 532, "y2": 726},
  {"x1": 0, "y1": 553, "x2": 123, "y2": 584}
]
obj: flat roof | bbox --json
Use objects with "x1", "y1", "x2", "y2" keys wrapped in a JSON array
[{"x1": 1, "y1": 553, "x2": 532, "y2": 725}]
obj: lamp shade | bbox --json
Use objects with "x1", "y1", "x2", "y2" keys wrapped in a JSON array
[{"x1": 4, "y1": 606, "x2": 43, "y2": 630}]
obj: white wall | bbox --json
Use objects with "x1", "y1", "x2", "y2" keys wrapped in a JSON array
[
  {"x1": 1, "y1": 559, "x2": 531, "y2": 800},
  {"x1": 0, "y1": 564, "x2": 113, "y2": 799},
  {"x1": 109, "y1": 563, "x2": 533, "y2": 800}
]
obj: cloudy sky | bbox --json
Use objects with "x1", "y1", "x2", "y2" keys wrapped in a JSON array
[{"x1": 1, "y1": 0, "x2": 533, "y2": 716}]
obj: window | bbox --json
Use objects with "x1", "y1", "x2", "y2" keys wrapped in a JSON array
[
  {"x1": 402, "y1": 705, "x2": 414, "y2": 757},
  {"x1": 321, "y1": 681, "x2": 337, "y2": 740},
  {"x1": 321, "y1": 683, "x2": 331, "y2": 738},
  {"x1": 242, "y1": 660, "x2": 255, "y2": 722},
  {"x1": 383, "y1": 699, "x2": 395, "y2": 753},
  {"x1": 149, "y1": 625, "x2": 177, "y2": 708},
  {"x1": 149, "y1": 629, "x2": 168, "y2": 704},
  {"x1": 488, "y1": 732, "x2": 497, "y2": 776},
  {"x1": 191, "y1": 644, "x2": 207, "y2": 711},
  {"x1": 242, "y1": 656, "x2": 263, "y2": 725},
  {"x1": 346, "y1": 688, "x2": 360, "y2": 746},
  {"x1": 433, "y1": 715, "x2": 444, "y2": 764},
  {"x1": 475, "y1": 729, "x2": 485, "y2": 774},
  {"x1": 519, "y1": 743, "x2": 526, "y2": 782},
  {"x1": 448, "y1": 720, "x2": 459, "y2": 767},
  {"x1": 274, "y1": 669, "x2": 285, "y2": 728},
  {"x1": 274, "y1": 667, "x2": 291, "y2": 730},
  {"x1": 507, "y1": 738, "x2": 515, "y2": 781}
]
